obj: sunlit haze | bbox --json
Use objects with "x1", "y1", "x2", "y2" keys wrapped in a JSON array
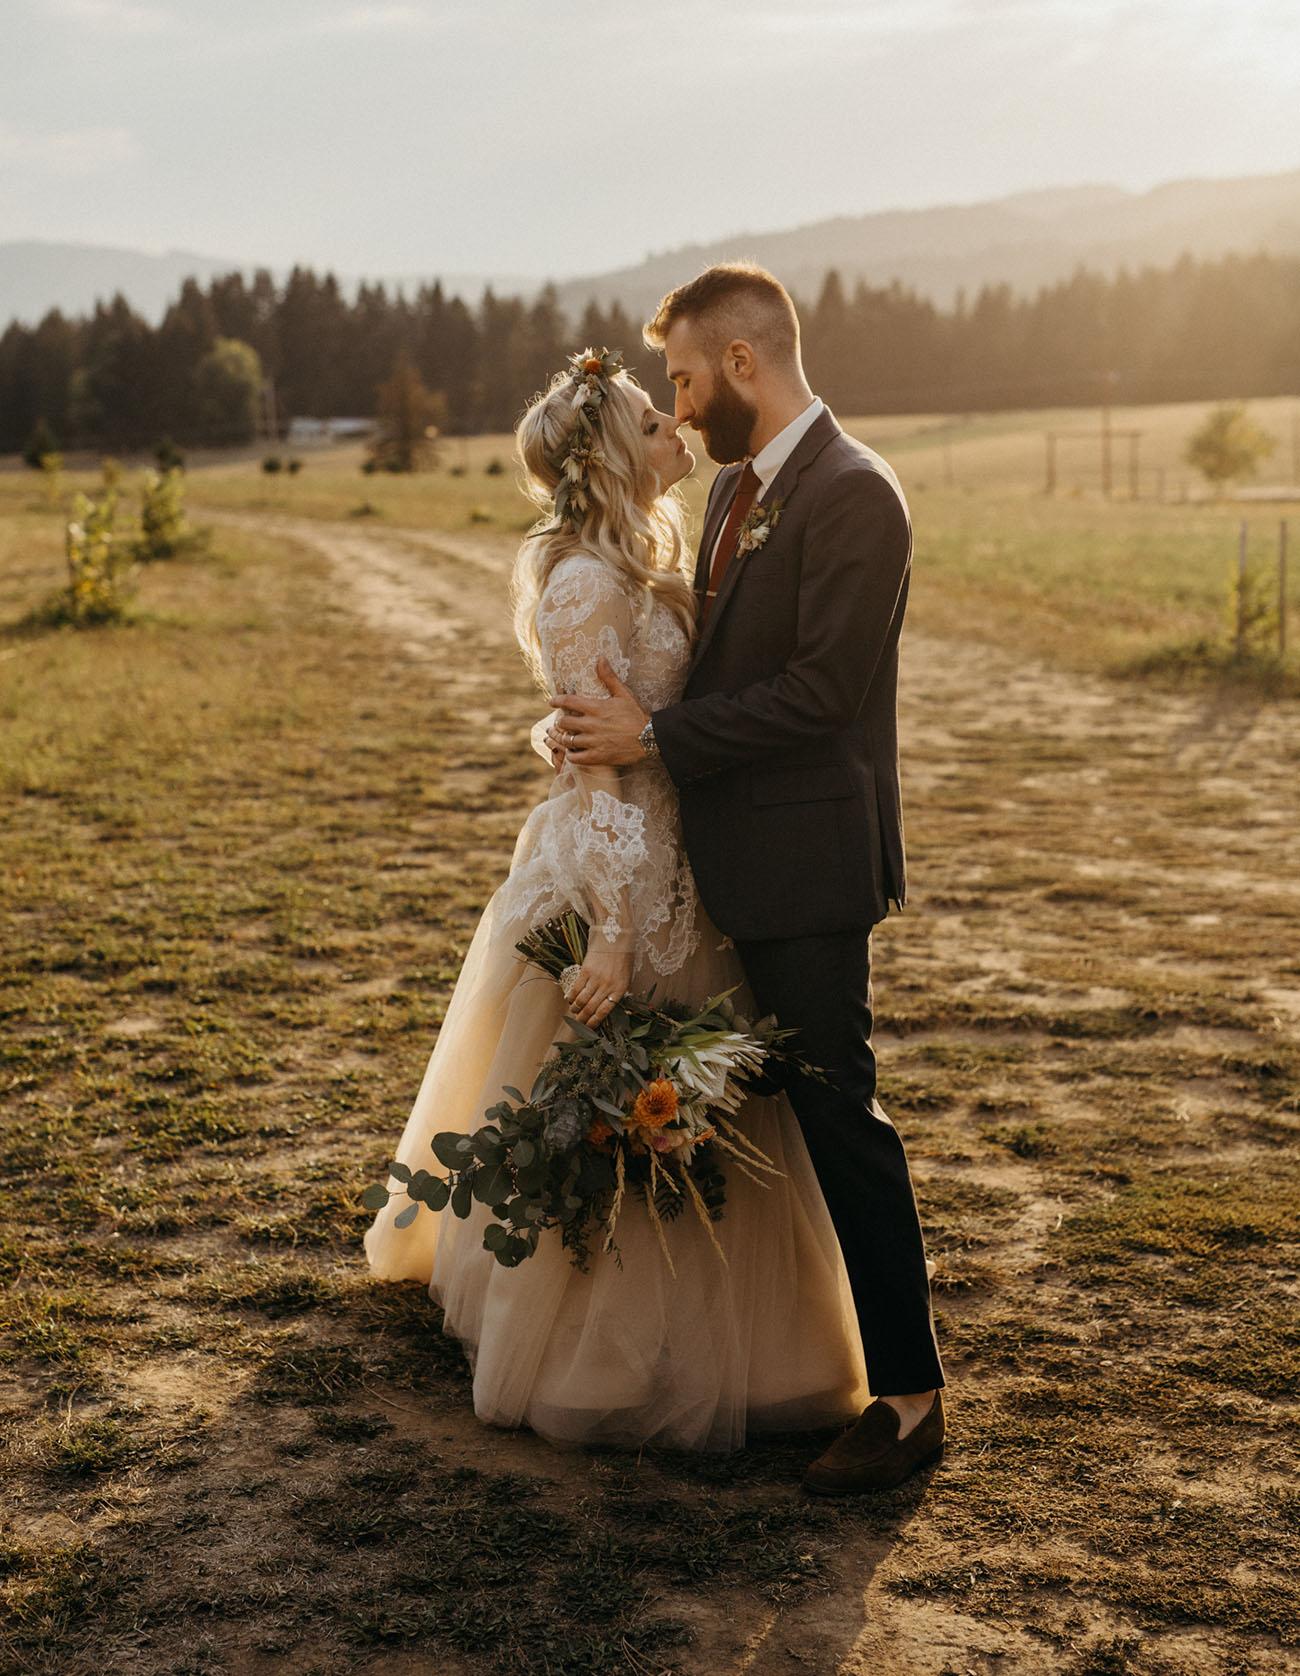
[{"x1": 2, "y1": 0, "x2": 1297, "y2": 280}]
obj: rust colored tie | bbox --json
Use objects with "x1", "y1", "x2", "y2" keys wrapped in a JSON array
[{"x1": 700, "y1": 461, "x2": 760, "y2": 628}]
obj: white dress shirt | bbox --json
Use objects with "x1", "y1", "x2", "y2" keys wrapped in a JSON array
[{"x1": 708, "y1": 396, "x2": 825, "y2": 569}]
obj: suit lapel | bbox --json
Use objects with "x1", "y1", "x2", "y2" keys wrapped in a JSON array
[{"x1": 689, "y1": 407, "x2": 843, "y2": 670}]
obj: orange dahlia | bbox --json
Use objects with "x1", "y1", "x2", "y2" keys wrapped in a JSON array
[
  {"x1": 582, "y1": 355, "x2": 604, "y2": 374},
  {"x1": 632, "y1": 1078, "x2": 679, "y2": 1129}
]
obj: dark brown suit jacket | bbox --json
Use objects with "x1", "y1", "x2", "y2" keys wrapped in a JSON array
[{"x1": 651, "y1": 406, "x2": 911, "y2": 940}]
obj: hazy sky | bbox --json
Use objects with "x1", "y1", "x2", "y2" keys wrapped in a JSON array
[{"x1": 2, "y1": 0, "x2": 1296, "y2": 280}]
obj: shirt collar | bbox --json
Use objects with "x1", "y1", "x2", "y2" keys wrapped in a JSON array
[{"x1": 750, "y1": 396, "x2": 825, "y2": 498}]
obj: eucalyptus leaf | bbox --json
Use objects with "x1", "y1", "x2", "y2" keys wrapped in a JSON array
[
  {"x1": 387, "y1": 1161, "x2": 412, "y2": 1184},
  {"x1": 472, "y1": 1162, "x2": 513, "y2": 1206},
  {"x1": 420, "y1": 1176, "x2": 451, "y2": 1211},
  {"x1": 393, "y1": 1203, "x2": 420, "y2": 1229},
  {"x1": 432, "y1": 1131, "x2": 473, "y2": 1168},
  {"x1": 361, "y1": 1184, "x2": 390, "y2": 1211}
]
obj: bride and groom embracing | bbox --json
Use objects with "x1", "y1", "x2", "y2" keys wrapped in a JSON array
[{"x1": 364, "y1": 262, "x2": 946, "y2": 1494}]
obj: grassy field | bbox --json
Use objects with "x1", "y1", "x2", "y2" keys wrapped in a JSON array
[
  {"x1": 1, "y1": 401, "x2": 1298, "y2": 1674},
  {"x1": 9, "y1": 391, "x2": 1297, "y2": 686}
]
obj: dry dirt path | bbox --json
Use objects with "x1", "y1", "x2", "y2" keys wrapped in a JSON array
[{"x1": 202, "y1": 510, "x2": 1299, "y2": 1676}]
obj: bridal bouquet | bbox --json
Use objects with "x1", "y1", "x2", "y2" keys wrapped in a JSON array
[{"x1": 363, "y1": 912, "x2": 807, "y2": 1273}]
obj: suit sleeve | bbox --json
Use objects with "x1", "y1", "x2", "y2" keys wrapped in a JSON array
[{"x1": 652, "y1": 467, "x2": 911, "y2": 784}]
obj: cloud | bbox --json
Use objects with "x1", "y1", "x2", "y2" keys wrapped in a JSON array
[
  {"x1": 315, "y1": 3, "x2": 438, "y2": 33},
  {"x1": 0, "y1": 120, "x2": 141, "y2": 174},
  {"x1": 48, "y1": 0, "x2": 173, "y2": 29}
]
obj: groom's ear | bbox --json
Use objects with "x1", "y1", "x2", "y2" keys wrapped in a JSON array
[{"x1": 725, "y1": 339, "x2": 757, "y2": 382}]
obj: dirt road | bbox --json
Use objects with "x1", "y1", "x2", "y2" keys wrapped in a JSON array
[
  {"x1": 7, "y1": 508, "x2": 1296, "y2": 1676},
  {"x1": 229, "y1": 511, "x2": 1299, "y2": 1674}
]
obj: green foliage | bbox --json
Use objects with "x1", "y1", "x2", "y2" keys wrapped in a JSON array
[
  {"x1": 262, "y1": 454, "x2": 283, "y2": 474},
  {"x1": 41, "y1": 483, "x2": 138, "y2": 626},
  {"x1": 1227, "y1": 547, "x2": 1280, "y2": 657},
  {"x1": 22, "y1": 416, "x2": 58, "y2": 469},
  {"x1": 38, "y1": 449, "x2": 65, "y2": 505},
  {"x1": 192, "y1": 335, "x2": 262, "y2": 444},
  {"x1": 135, "y1": 466, "x2": 195, "y2": 561},
  {"x1": 1184, "y1": 401, "x2": 1276, "y2": 488},
  {"x1": 153, "y1": 436, "x2": 185, "y2": 472}
]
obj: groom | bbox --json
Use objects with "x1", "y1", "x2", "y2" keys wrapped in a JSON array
[{"x1": 548, "y1": 263, "x2": 945, "y2": 1493}]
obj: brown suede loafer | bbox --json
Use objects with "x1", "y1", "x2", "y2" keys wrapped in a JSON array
[{"x1": 802, "y1": 1391, "x2": 945, "y2": 1496}]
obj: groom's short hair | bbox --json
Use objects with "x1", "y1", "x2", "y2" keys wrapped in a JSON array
[{"x1": 643, "y1": 264, "x2": 800, "y2": 370}]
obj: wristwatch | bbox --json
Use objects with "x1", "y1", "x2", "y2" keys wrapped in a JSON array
[{"x1": 637, "y1": 718, "x2": 659, "y2": 758}]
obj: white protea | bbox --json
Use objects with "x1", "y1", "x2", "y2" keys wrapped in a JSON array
[{"x1": 666, "y1": 1030, "x2": 766, "y2": 1115}]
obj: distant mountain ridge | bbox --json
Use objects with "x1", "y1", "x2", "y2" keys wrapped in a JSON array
[
  {"x1": 2, "y1": 166, "x2": 1298, "y2": 329},
  {"x1": 553, "y1": 167, "x2": 1300, "y2": 319},
  {"x1": 0, "y1": 242, "x2": 535, "y2": 328}
]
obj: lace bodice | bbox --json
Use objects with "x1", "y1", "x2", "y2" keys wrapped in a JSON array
[{"x1": 495, "y1": 554, "x2": 700, "y2": 979}]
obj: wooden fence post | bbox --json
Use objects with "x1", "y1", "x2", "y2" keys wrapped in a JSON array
[
  {"x1": 1236, "y1": 520, "x2": 1248, "y2": 656},
  {"x1": 1281, "y1": 519, "x2": 1289, "y2": 661}
]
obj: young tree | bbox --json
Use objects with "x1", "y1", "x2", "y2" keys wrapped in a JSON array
[
  {"x1": 193, "y1": 337, "x2": 263, "y2": 444},
  {"x1": 1185, "y1": 402, "x2": 1277, "y2": 491},
  {"x1": 368, "y1": 353, "x2": 446, "y2": 472}
]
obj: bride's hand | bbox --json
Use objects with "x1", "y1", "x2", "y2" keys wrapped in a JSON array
[{"x1": 565, "y1": 947, "x2": 632, "y2": 1028}]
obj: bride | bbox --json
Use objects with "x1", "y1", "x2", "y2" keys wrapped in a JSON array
[{"x1": 363, "y1": 349, "x2": 870, "y2": 1452}]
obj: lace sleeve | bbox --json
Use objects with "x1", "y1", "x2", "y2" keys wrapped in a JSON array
[{"x1": 533, "y1": 556, "x2": 645, "y2": 955}]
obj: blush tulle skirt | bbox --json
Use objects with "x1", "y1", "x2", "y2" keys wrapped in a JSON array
[{"x1": 363, "y1": 890, "x2": 872, "y2": 1453}]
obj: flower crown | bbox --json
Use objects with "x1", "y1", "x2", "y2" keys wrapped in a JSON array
[{"x1": 547, "y1": 346, "x2": 625, "y2": 528}]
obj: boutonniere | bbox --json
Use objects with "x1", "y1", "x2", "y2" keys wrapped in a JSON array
[{"x1": 735, "y1": 497, "x2": 784, "y2": 557}]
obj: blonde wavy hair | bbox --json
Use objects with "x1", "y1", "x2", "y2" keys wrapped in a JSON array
[{"x1": 511, "y1": 362, "x2": 696, "y2": 688}]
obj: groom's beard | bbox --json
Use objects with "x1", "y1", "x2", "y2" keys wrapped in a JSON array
[{"x1": 696, "y1": 379, "x2": 758, "y2": 464}]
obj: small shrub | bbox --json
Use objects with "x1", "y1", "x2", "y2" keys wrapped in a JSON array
[
  {"x1": 1227, "y1": 553, "x2": 1279, "y2": 659},
  {"x1": 449, "y1": 463, "x2": 466, "y2": 477},
  {"x1": 135, "y1": 467, "x2": 197, "y2": 561},
  {"x1": 349, "y1": 501, "x2": 380, "y2": 518},
  {"x1": 22, "y1": 418, "x2": 59, "y2": 469},
  {"x1": 361, "y1": 458, "x2": 378, "y2": 475},
  {"x1": 287, "y1": 457, "x2": 303, "y2": 475},
  {"x1": 154, "y1": 436, "x2": 185, "y2": 472},
  {"x1": 469, "y1": 506, "x2": 492, "y2": 524},
  {"x1": 484, "y1": 457, "x2": 505, "y2": 475},
  {"x1": 1185, "y1": 402, "x2": 1276, "y2": 491},
  {"x1": 262, "y1": 455, "x2": 283, "y2": 474},
  {"x1": 40, "y1": 487, "x2": 138, "y2": 626},
  {"x1": 39, "y1": 451, "x2": 65, "y2": 506}
]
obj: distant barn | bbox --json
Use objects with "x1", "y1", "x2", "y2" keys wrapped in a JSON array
[{"x1": 286, "y1": 417, "x2": 377, "y2": 447}]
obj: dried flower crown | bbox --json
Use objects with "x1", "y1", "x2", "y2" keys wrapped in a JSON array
[{"x1": 546, "y1": 346, "x2": 625, "y2": 528}]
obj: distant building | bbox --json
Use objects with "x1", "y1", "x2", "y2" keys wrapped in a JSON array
[{"x1": 286, "y1": 416, "x2": 377, "y2": 447}]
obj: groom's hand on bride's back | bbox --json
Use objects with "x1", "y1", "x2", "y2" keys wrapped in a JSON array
[{"x1": 545, "y1": 658, "x2": 649, "y2": 768}]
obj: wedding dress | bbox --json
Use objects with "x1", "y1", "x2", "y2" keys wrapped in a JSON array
[{"x1": 363, "y1": 552, "x2": 870, "y2": 1451}]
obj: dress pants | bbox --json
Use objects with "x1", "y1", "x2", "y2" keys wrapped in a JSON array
[{"x1": 734, "y1": 928, "x2": 945, "y2": 1397}]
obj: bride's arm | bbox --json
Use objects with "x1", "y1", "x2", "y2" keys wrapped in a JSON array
[{"x1": 534, "y1": 558, "x2": 645, "y2": 1025}]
